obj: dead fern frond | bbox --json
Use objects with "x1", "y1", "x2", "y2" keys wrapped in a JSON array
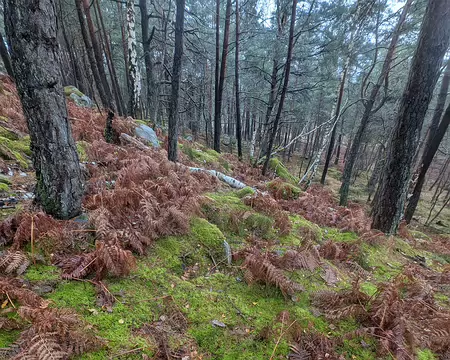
[
  {"x1": 0, "y1": 250, "x2": 30, "y2": 275},
  {"x1": 242, "y1": 251, "x2": 303, "y2": 298},
  {"x1": 95, "y1": 241, "x2": 136, "y2": 279},
  {"x1": 0, "y1": 277, "x2": 44, "y2": 307}
]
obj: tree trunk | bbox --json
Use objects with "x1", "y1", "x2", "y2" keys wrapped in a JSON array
[
  {"x1": 0, "y1": 32, "x2": 14, "y2": 79},
  {"x1": 404, "y1": 101, "x2": 450, "y2": 222},
  {"x1": 139, "y1": 0, "x2": 156, "y2": 119},
  {"x1": 75, "y1": 0, "x2": 109, "y2": 108},
  {"x1": 340, "y1": 0, "x2": 412, "y2": 206},
  {"x1": 235, "y1": 0, "x2": 242, "y2": 160},
  {"x1": 127, "y1": 0, "x2": 141, "y2": 118},
  {"x1": 214, "y1": 0, "x2": 232, "y2": 153},
  {"x1": 320, "y1": 62, "x2": 349, "y2": 184},
  {"x1": 5, "y1": 0, "x2": 83, "y2": 219},
  {"x1": 213, "y1": 0, "x2": 221, "y2": 152},
  {"x1": 262, "y1": 0, "x2": 298, "y2": 175},
  {"x1": 168, "y1": 0, "x2": 185, "y2": 162},
  {"x1": 371, "y1": 0, "x2": 450, "y2": 234},
  {"x1": 95, "y1": 0, "x2": 125, "y2": 116},
  {"x1": 82, "y1": 0, "x2": 114, "y2": 111}
]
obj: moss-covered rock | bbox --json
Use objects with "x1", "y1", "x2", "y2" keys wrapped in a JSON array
[
  {"x1": 0, "y1": 136, "x2": 30, "y2": 168},
  {"x1": 268, "y1": 158, "x2": 299, "y2": 184},
  {"x1": 235, "y1": 186, "x2": 256, "y2": 198},
  {"x1": 0, "y1": 183, "x2": 9, "y2": 192},
  {"x1": 267, "y1": 179, "x2": 301, "y2": 200}
]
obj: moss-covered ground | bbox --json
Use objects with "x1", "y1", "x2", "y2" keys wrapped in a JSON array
[{"x1": 1, "y1": 139, "x2": 449, "y2": 359}]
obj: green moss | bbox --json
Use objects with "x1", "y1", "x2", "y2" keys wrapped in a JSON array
[
  {"x1": 0, "y1": 125, "x2": 19, "y2": 140},
  {"x1": 64, "y1": 86, "x2": 84, "y2": 98},
  {"x1": 267, "y1": 180, "x2": 302, "y2": 200},
  {"x1": 268, "y1": 158, "x2": 299, "y2": 184},
  {"x1": 0, "y1": 182, "x2": 9, "y2": 192},
  {"x1": 0, "y1": 174, "x2": 11, "y2": 185},
  {"x1": 323, "y1": 228, "x2": 358, "y2": 243},
  {"x1": 76, "y1": 141, "x2": 89, "y2": 162},
  {"x1": 24, "y1": 264, "x2": 60, "y2": 281},
  {"x1": 182, "y1": 145, "x2": 219, "y2": 166},
  {"x1": 360, "y1": 281, "x2": 377, "y2": 296},
  {"x1": 0, "y1": 135, "x2": 31, "y2": 168},
  {"x1": 235, "y1": 187, "x2": 255, "y2": 198},
  {"x1": 134, "y1": 119, "x2": 148, "y2": 126},
  {"x1": 0, "y1": 329, "x2": 20, "y2": 348},
  {"x1": 243, "y1": 213, "x2": 274, "y2": 238},
  {"x1": 417, "y1": 349, "x2": 438, "y2": 360},
  {"x1": 0, "y1": 115, "x2": 8, "y2": 123}
]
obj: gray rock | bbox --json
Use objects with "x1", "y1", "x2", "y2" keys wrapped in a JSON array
[
  {"x1": 211, "y1": 320, "x2": 226, "y2": 328},
  {"x1": 135, "y1": 124, "x2": 160, "y2": 148},
  {"x1": 69, "y1": 92, "x2": 92, "y2": 108}
]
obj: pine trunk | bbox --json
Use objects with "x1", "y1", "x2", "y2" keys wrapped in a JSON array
[
  {"x1": 168, "y1": 0, "x2": 185, "y2": 162},
  {"x1": 371, "y1": 0, "x2": 450, "y2": 234},
  {"x1": 262, "y1": 0, "x2": 298, "y2": 175},
  {"x1": 235, "y1": 0, "x2": 242, "y2": 160},
  {"x1": 5, "y1": 0, "x2": 83, "y2": 219},
  {"x1": 339, "y1": 0, "x2": 412, "y2": 206}
]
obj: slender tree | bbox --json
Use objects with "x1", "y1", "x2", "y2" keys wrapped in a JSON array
[
  {"x1": 371, "y1": 0, "x2": 450, "y2": 234},
  {"x1": 339, "y1": 0, "x2": 412, "y2": 205},
  {"x1": 127, "y1": 0, "x2": 141, "y2": 118},
  {"x1": 404, "y1": 61, "x2": 450, "y2": 222},
  {"x1": 139, "y1": 0, "x2": 156, "y2": 119},
  {"x1": 235, "y1": 0, "x2": 243, "y2": 160},
  {"x1": 75, "y1": 0, "x2": 109, "y2": 108},
  {"x1": 214, "y1": 0, "x2": 232, "y2": 153},
  {"x1": 262, "y1": 0, "x2": 298, "y2": 175},
  {"x1": 82, "y1": 0, "x2": 114, "y2": 111},
  {"x1": 5, "y1": 0, "x2": 83, "y2": 219},
  {"x1": 168, "y1": 0, "x2": 186, "y2": 161},
  {"x1": 0, "y1": 32, "x2": 13, "y2": 79}
]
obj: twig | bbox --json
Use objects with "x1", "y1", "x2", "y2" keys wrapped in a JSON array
[
  {"x1": 270, "y1": 320, "x2": 297, "y2": 360},
  {"x1": 31, "y1": 215, "x2": 36, "y2": 265},
  {"x1": 6, "y1": 292, "x2": 16, "y2": 309}
]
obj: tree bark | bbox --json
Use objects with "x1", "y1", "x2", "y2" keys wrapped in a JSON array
[
  {"x1": 139, "y1": 0, "x2": 156, "y2": 119},
  {"x1": 75, "y1": 0, "x2": 109, "y2": 108},
  {"x1": 214, "y1": 0, "x2": 232, "y2": 153},
  {"x1": 339, "y1": 0, "x2": 412, "y2": 206},
  {"x1": 127, "y1": 0, "x2": 141, "y2": 118},
  {"x1": 235, "y1": 0, "x2": 242, "y2": 160},
  {"x1": 262, "y1": 0, "x2": 298, "y2": 175},
  {"x1": 5, "y1": 0, "x2": 83, "y2": 219},
  {"x1": 371, "y1": 0, "x2": 450, "y2": 234},
  {"x1": 404, "y1": 101, "x2": 450, "y2": 222},
  {"x1": 213, "y1": 0, "x2": 221, "y2": 152},
  {"x1": 95, "y1": 0, "x2": 125, "y2": 116},
  {"x1": 168, "y1": 0, "x2": 185, "y2": 162},
  {"x1": 82, "y1": 0, "x2": 114, "y2": 111}
]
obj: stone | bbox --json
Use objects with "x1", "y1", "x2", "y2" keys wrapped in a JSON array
[
  {"x1": 135, "y1": 124, "x2": 160, "y2": 148},
  {"x1": 64, "y1": 86, "x2": 92, "y2": 108}
]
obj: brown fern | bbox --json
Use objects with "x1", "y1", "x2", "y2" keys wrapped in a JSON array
[{"x1": 0, "y1": 250, "x2": 30, "y2": 275}]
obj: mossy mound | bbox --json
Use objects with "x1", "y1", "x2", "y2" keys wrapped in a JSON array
[
  {"x1": 0, "y1": 135, "x2": 31, "y2": 168},
  {"x1": 202, "y1": 192, "x2": 276, "y2": 240},
  {"x1": 267, "y1": 179, "x2": 301, "y2": 200}
]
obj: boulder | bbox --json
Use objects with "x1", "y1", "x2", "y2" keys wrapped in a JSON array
[
  {"x1": 135, "y1": 124, "x2": 160, "y2": 148},
  {"x1": 64, "y1": 86, "x2": 92, "y2": 108}
]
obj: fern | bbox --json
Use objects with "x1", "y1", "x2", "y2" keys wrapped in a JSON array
[{"x1": 0, "y1": 250, "x2": 30, "y2": 275}]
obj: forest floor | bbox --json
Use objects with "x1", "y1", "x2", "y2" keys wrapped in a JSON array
[{"x1": 0, "y1": 78, "x2": 450, "y2": 360}]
